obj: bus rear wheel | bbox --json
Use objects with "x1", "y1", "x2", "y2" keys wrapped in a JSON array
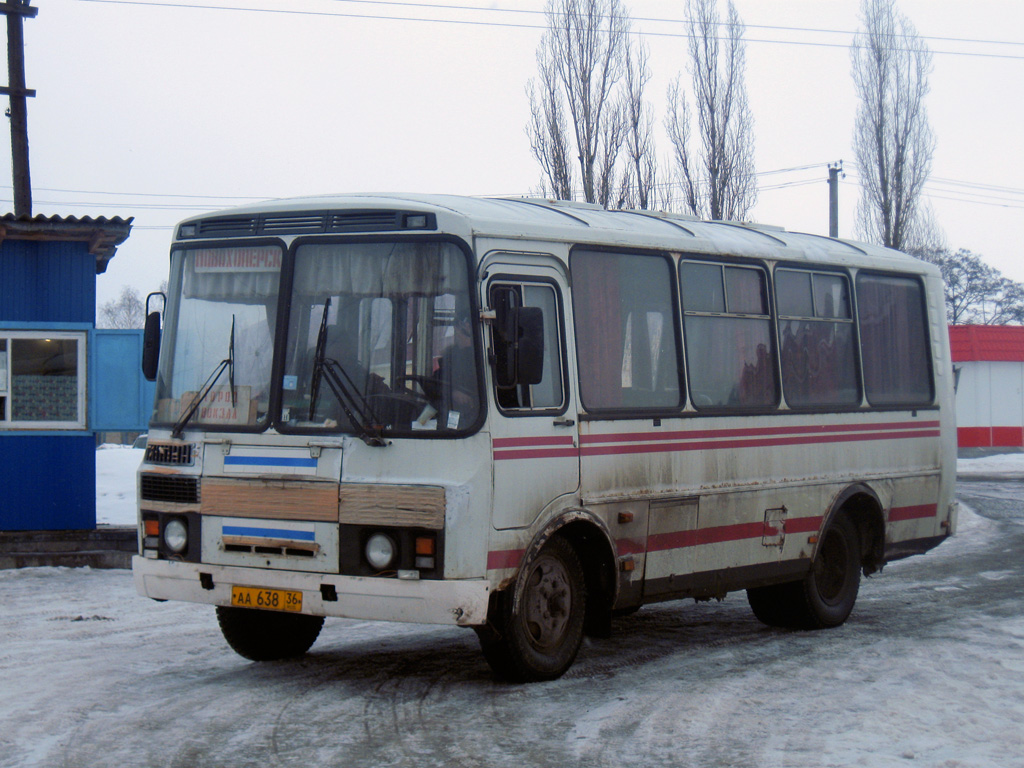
[
  {"x1": 747, "y1": 512, "x2": 861, "y2": 630},
  {"x1": 216, "y1": 606, "x2": 324, "y2": 661},
  {"x1": 476, "y1": 536, "x2": 586, "y2": 682}
]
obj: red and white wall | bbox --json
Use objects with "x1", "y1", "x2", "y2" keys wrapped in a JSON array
[{"x1": 949, "y1": 325, "x2": 1024, "y2": 450}]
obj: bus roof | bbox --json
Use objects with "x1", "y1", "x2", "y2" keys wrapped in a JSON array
[{"x1": 177, "y1": 193, "x2": 933, "y2": 275}]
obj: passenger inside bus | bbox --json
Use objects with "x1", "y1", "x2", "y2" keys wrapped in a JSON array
[{"x1": 432, "y1": 313, "x2": 479, "y2": 429}]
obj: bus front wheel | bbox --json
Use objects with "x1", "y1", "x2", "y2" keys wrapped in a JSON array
[
  {"x1": 747, "y1": 512, "x2": 861, "y2": 630},
  {"x1": 216, "y1": 606, "x2": 324, "y2": 661},
  {"x1": 476, "y1": 536, "x2": 586, "y2": 682}
]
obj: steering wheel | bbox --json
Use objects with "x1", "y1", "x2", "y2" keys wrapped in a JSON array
[
  {"x1": 394, "y1": 374, "x2": 441, "y2": 401},
  {"x1": 365, "y1": 389, "x2": 431, "y2": 427}
]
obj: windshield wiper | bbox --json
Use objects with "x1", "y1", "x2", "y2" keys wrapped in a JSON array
[
  {"x1": 172, "y1": 316, "x2": 236, "y2": 439},
  {"x1": 308, "y1": 299, "x2": 387, "y2": 447}
]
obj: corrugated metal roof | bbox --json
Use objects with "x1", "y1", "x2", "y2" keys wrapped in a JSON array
[
  {"x1": 0, "y1": 213, "x2": 133, "y2": 273},
  {"x1": 949, "y1": 324, "x2": 1024, "y2": 362}
]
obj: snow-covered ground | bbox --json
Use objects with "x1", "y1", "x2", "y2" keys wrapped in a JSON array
[{"x1": 0, "y1": 448, "x2": 1014, "y2": 766}]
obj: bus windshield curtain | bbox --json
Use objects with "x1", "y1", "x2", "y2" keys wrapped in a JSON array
[
  {"x1": 572, "y1": 252, "x2": 624, "y2": 408},
  {"x1": 291, "y1": 242, "x2": 463, "y2": 298}
]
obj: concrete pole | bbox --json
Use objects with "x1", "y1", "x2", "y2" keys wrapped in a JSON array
[{"x1": 827, "y1": 161, "x2": 842, "y2": 239}]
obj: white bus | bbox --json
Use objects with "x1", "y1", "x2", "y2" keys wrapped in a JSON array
[{"x1": 133, "y1": 194, "x2": 957, "y2": 681}]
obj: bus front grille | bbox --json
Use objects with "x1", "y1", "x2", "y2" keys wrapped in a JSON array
[
  {"x1": 140, "y1": 474, "x2": 200, "y2": 504},
  {"x1": 144, "y1": 442, "x2": 194, "y2": 466}
]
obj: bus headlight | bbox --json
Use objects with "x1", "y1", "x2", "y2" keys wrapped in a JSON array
[
  {"x1": 163, "y1": 519, "x2": 188, "y2": 554},
  {"x1": 365, "y1": 533, "x2": 397, "y2": 571}
]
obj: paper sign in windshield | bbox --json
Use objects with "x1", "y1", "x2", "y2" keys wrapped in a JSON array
[{"x1": 179, "y1": 385, "x2": 252, "y2": 425}]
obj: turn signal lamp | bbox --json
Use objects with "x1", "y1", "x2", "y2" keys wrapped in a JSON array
[
  {"x1": 415, "y1": 536, "x2": 436, "y2": 570},
  {"x1": 415, "y1": 537, "x2": 435, "y2": 556}
]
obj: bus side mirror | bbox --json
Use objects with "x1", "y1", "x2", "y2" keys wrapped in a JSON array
[
  {"x1": 142, "y1": 292, "x2": 165, "y2": 381},
  {"x1": 515, "y1": 306, "x2": 545, "y2": 386}
]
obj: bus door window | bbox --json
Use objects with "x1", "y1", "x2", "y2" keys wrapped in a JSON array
[{"x1": 489, "y1": 282, "x2": 565, "y2": 412}]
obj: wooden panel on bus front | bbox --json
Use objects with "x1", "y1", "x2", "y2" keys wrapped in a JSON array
[
  {"x1": 338, "y1": 483, "x2": 446, "y2": 530},
  {"x1": 200, "y1": 478, "x2": 340, "y2": 521}
]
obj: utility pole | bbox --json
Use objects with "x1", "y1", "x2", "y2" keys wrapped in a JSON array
[
  {"x1": 827, "y1": 161, "x2": 843, "y2": 238},
  {"x1": 1, "y1": 0, "x2": 36, "y2": 217}
]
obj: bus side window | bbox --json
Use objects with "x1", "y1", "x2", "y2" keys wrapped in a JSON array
[
  {"x1": 681, "y1": 261, "x2": 778, "y2": 409},
  {"x1": 856, "y1": 273, "x2": 933, "y2": 406},
  {"x1": 776, "y1": 269, "x2": 860, "y2": 408},
  {"x1": 490, "y1": 283, "x2": 565, "y2": 412},
  {"x1": 571, "y1": 250, "x2": 681, "y2": 411}
]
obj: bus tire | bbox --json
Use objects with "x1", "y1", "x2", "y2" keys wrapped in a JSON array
[
  {"x1": 215, "y1": 606, "x2": 324, "y2": 661},
  {"x1": 746, "y1": 581, "x2": 799, "y2": 627},
  {"x1": 747, "y1": 512, "x2": 861, "y2": 630},
  {"x1": 477, "y1": 536, "x2": 586, "y2": 682}
]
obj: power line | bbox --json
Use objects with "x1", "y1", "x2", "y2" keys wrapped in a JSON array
[
  {"x1": 325, "y1": 0, "x2": 1024, "y2": 49},
  {"x1": 32, "y1": 185, "x2": 270, "y2": 201},
  {"x1": 843, "y1": 168, "x2": 1024, "y2": 209},
  {"x1": 8, "y1": 161, "x2": 1022, "y2": 217},
  {"x1": 76, "y1": 0, "x2": 1024, "y2": 60}
]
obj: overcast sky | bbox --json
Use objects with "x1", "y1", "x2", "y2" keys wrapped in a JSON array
[{"x1": 3, "y1": 0, "x2": 1022, "y2": 310}]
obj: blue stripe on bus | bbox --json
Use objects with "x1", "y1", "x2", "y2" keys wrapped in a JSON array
[
  {"x1": 223, "y1": 456, "x2": 318, "y2": 468},
  {"x1": 222, "y1": 526, "x2": 316, "y2": 541}
]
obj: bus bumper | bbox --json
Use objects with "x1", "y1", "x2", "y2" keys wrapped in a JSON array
[{"x1": 132, "y1": 556, "x2": 491, "y2": 627}]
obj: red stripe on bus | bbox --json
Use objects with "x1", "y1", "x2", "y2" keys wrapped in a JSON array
[
  {"x1": 785, "y1": 516, "x2": 825, "y2": 534},
  {"x1": 487, "y1": 549, "x2": 525, "y2": 570},
  {"x1": 493, "y1": 447, "x2": 582, "y2": 461},
  {"x1": 580, "y1": 420, "x2": 941, "y2": 445},
  {"x1": 647, "y1": 523, "x2": 762, "y2": 551},
  {"x1": 616, "y1": 538, "x2": 646, "y2": 556},
  {"x1": 494, "y1": 428, "x2": 940, "y2": 461},
  {"x1": 618, "y1": 516, "x2": 825, "y2": 556},
  {"x1": 579, "y1": 429, "x2": 941, "y2": 458},
  {"x1": 490, "y1": 507, "x2": 932, "y2": 571},
  {"x1": 889, "y1": 504, "x2": 938, "y2": 522},
  {"x1": 493, "y1": 435, "x2": 576, "y2": 448}
]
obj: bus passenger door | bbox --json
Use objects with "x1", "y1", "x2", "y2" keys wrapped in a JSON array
[{"x1": 484, "y1": 263, "x2": 580, "y2": 530}]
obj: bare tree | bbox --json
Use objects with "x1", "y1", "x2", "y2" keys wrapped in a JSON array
[
  {"x1": 527, "y1": 0, "x2": 631, "y2": 205},
  {"x1": 617, "y1": 41, "x2": 658, "y2": 209},
  {"x1": 665, "y1": 0, "x2": 756, "y2": 221},
  {"x1": 852, "y1": 0, "x2": 935, "y2": 251},
  {"x1": 915, "y1": 247, "x2": 1024, "y2": 325},
  {"x1": 98, "y1": 285, "x2": 145, "y2": 329},
  {"x1": 527, "y1": 56, "x2": 574, "y2": 201}
]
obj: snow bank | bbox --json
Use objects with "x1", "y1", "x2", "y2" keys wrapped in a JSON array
[
  {"x1": 96, "y1": 444, "x2": 143, "y2": 526},
  {"x1": 958, "y1": 451, "x2": 1024, "y2": 478}
]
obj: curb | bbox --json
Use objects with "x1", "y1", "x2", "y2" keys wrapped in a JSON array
[{"x1": 0, "y1": 527, "x2": 136, "y2": 570}]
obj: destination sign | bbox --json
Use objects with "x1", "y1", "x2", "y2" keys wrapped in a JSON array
[{"x1": 193, "y1": 246, "x2": 282, "y2": 273}]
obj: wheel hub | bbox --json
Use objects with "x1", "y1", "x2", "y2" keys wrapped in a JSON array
[{"x1": 523, "y1": 555, "x2": 572, "y2": 649}]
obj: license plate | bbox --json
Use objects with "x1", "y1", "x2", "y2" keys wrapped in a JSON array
[{"x1": 230, "y1": 586, "x2": 303, "y2": 613}]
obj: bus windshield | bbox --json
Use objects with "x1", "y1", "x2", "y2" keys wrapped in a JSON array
[
  {"x1": 280, "y1": 240, "x2": 481, "y2": 435},
  {"x1": 153, "y1": 244, "x2": 282, "y2": 429}
]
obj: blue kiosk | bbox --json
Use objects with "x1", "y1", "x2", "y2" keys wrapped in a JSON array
[{"x1": 0, "y1": 213, "x2": 147, "y2": 531}]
